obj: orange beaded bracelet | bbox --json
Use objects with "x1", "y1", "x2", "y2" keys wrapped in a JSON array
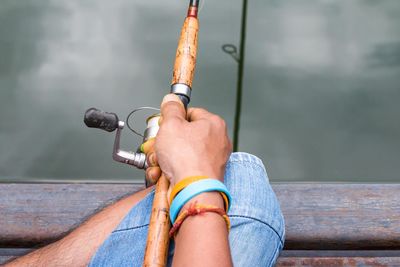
[{"x1": 169, "y1": 202, "x2": 231, "y2": 238}]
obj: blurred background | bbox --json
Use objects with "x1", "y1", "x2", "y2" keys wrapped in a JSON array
[{"x1": 0, "y1": 0, "x2": 399, "y2": 182}]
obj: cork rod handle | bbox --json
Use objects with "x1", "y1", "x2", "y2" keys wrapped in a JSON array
[
  {"x1": 143, "y1": 175, "x2": 171, "y2": 267},
  {"x1": 143, "y1": 5, "x2": 199, "y2": 267},
  {"x1": 171, "y1": 8, "x2": 199, "y2": 87}
]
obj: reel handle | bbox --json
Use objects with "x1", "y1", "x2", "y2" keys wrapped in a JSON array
[{"x1": 84, "y1": 108, "x2": 119, "y2": 132}]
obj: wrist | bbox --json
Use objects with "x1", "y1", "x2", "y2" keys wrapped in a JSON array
[
  {"x1": 169, "y1": 178, "x2": 232, "y2": 224},
  {"x1": 170, "y1": 193, "x2": 230, "y2": 238}
]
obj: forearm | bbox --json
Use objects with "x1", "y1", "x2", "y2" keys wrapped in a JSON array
[
  {"x1": 172, "y1": 192, "x2": 233, "y2": 267},
  {"x1": 6, "y1": 187, "x2": 152, "y2": 267}
]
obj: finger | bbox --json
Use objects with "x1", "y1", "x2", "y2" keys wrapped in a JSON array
[
  {"x1": 141, "y1": 138, "x2": 155, "y2": 154},
  {"x1": 160, "y1": 94, "x2": 186, "y2": 121},
  {"x1": 146, "y1": 152, "x2": 158, "y2": 167},
  {"x1": 145, "y1": 166, "x2": 161, "y2": 185},
  {"x1": 187, "y1": 107, "x2": 214, "y2": 122}
]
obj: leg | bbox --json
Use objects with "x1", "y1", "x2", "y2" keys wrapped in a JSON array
[
  {"x1": 226, "y1": 152, "x2": 285, "y2": 267},
  {"x1": 5, "y1": 187, "x2": 153, "y2": 267},
  {"x1": 88, "y1": 188, "x2": 162, "y2": 267},
  {"x1": 89, "y1": 152, "x2": 285, "y2": 267}
]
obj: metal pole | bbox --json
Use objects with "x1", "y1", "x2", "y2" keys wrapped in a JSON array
[{"x1": 233, "y1": 0, "x2": 248, "y2": 152}]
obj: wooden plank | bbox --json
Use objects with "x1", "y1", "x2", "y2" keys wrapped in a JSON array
[
  {"x1": 0, "y1": 183, "x2": 399, "y2": 249},
  {"x1": 2, "y1": 248, "x2": 400, "y2": 266},
  {"x1": 0, "y1": 256, "x2": 13, "y2": 265},
  {"x1": 276, "y1": 257, "x2": 400, "y2": 266},
  {"x1": 0, "y1": 248, "x2": 31, "y2": 265},
  {"x1": 2, "y1": 256, "x2": 400, "y2": 267},
  {"x1": 274, "y1": 184, "x2": 400, "y2": 250},
  {"x1": 280, "y1": 250, "x2": 400, "y2": 257},
  {"x1": 0, "y1": 183, "x2": 144, "y2": 247}
]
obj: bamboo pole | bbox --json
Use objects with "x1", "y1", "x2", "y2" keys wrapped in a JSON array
[
  {"x1": 143, "y1": 175, "x2": 170, "y2": 267},
  {"x1": 143, "y1": 2, "x2": 199, "y2": 266}
]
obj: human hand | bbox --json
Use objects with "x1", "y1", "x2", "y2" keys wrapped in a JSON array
[{"x1": 144, "y1": 94, "x2": 232, "y2": 187}]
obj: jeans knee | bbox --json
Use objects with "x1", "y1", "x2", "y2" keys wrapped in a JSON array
[{"x1": 224, "y1": 152, "x2": 285, "y2": 243}]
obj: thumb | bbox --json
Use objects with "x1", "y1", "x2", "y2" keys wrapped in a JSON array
[{"x1": 161, "y1": 94, "x2": 186, "y2": 121}]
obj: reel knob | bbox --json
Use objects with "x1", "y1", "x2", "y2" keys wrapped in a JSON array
[{"x1": 84, "y1": 108, "x2": 119, "y2": 132}]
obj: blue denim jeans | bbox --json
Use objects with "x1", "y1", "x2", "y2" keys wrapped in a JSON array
[{"x1": 89, "y1": 152, "x2": 285, "y2": 266}]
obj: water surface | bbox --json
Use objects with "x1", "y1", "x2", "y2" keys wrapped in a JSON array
[{"x1": 0, "y1": 0, "x2": 399, "y2": 182}]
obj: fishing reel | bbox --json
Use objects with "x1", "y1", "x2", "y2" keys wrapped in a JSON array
[
  {"x1": 83, "y1": 85, "x2": 190, "y2": 172},
  {"x1": 83, "y1": 107, "x2": 161, "y2": 171}
]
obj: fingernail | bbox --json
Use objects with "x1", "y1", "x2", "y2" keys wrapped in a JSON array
[
  {"x1": 162, "y1": 94, "x2": 180, "y2": 105},
  {"x1": 146, "y1": 168, "x2": 153, "y2": 180},
  {"x1": 148, "y1": 169, "x2": 158, "y2": 183},
  {"x1": 147, "y1": 173, "x2": 154, "y2": 183},
  {"x1": 148, "y1": 153, "x2": 156, "y2": 166}
]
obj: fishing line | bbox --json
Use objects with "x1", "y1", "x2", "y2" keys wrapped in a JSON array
[
  {"x1": 126, "y1": 107, "x2": 160, "y2": 138},
  {"x1": 198, "y1": 0, "x2": 205, "y2": 13}
]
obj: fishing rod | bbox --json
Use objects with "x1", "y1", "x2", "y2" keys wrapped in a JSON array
[{"x1": 83, "y1": 0, "x2": 200, "y2": 266}]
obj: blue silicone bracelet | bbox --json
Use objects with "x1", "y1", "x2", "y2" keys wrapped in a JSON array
[{"x1": 169, "y1": 179, "x2": 232, "y2": 224}]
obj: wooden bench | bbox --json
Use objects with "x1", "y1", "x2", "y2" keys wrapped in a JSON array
[{"x1": 1, "y1": 183, "x2": 399, "y2": 266}]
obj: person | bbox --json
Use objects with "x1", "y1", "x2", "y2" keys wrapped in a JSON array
[{"x1": 6, "y1": 94, "x2": 285, "y2": 267}]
